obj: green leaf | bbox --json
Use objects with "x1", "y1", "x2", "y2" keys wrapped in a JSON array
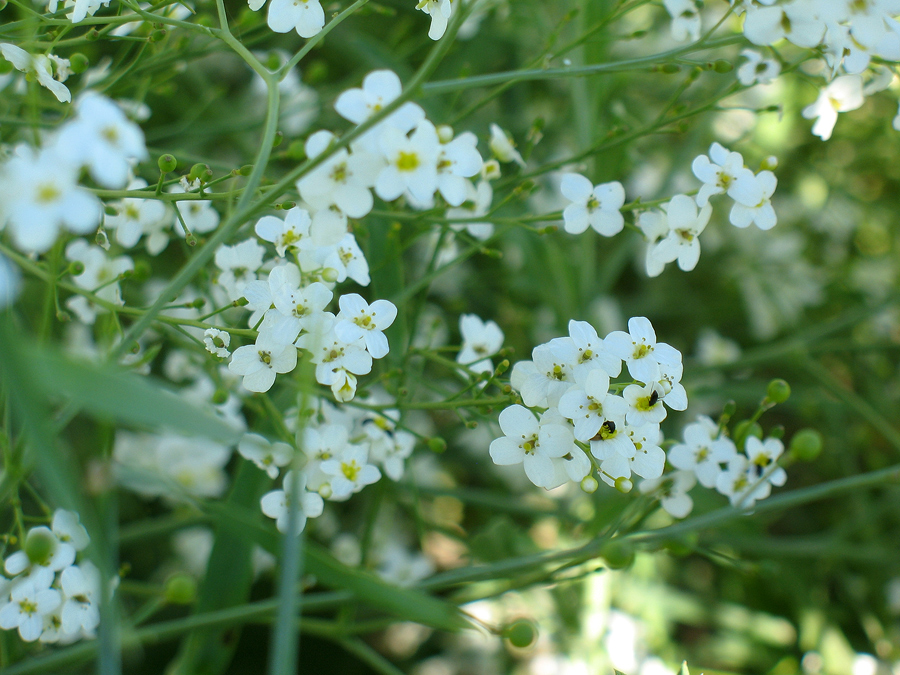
[{"x1": 26, "y1": 345, "x2": 241, "y2": 444}]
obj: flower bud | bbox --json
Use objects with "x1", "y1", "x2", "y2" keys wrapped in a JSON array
[
  {"x1": 580, "y1": 476, "x2": 599, "y2": 494},
  {"x1": 239, "y1": 164, "x2": 254, "y2": 176},
  {"x1": 212, "y1": 388, "x2": 229, "y2": 405},
  {"x1": 712, "y1": 59, "x2": 733, "y2": 73},
  {"x1": 69, "y1": 261, "x2": 85, "y2": 275},
  {"x1": 766, "y1": 379, "x2": 791, "y2": 404},
  {"x1": 279, "y1": 201, "x2": 297, "y2": 210},
  {"x1": 86, "y1": 28, "x2": 100, "y2": 41},
  {"x1": 24, "y1": 528, "x2": 56, "y2": 566},
  {"x1": 185, "y1": 232, "x2": 197, "y2": 247},
  {"x1": 56, "y1": 310, "x2": 72, "y2": 322},
  {"x1": 789, "y1": 428, "x2": 823, "y2": 462},
  {"x1": 494, "y1": 359, "x2": 509, "y2": 376},
  {"x1": 188, "y1": 163, "x2": 212, "y2": 184},
  {"x1": 502, "y1": 618, "x2": 538, "y2": 648},
  {"x1": 722, "y1": 400, "x2": 737, "y2": 417},
  {"x1": 132, "y1": 260, "x2": 151, "y2": 282},
  {"x1": 164, "y1": 574, "x2": 197, "y2": 604},
  {"x1": 659, "y1": 63, "x2": 680, "y2": 74},
  {"x1": 436, "y1": 124, "x2": 454, "y2": 143},
  {"x1": 760, "y1": 155, "x2": 778, "y2": 171},
  {"x1": 614, "y1": 476, "x2": 633, "y2": 493},
  {"x1": 148, "y1": 29, "x2": 167, "y2": 42},
  {"x1": 769, "y1": 425, "x2": 785, "y2": 440},
  {"x1": 272, "y1": 131, "x2": 283, "y2": 148},
  {"x1": 69, "y1": 53, "x2": 89, "y2": 74},
  {"x1": 158, "y1": 154, "x2": 177, "y2": 173},
  {"x1": 427, "y1": 437, "x2": 447, "y2": 453},
  {"x1": 601, "y1": 538, "x2": 635, "y2": 569},
  {"x1": 321, "y1": 268, "x2": 339, "y2": 283}
]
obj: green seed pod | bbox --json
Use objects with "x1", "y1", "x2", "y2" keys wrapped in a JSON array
[
  {"x1": 24, "y1": 528, "x2": 56, "y2": 566},
  {"x1": 158, "y1": 154, "x2": 177, "y2": 173},
  {"x1": 164, "y1": 574, "x2": 198, "y2": 604},
  {"x1": 789, "y1": 428, "x2": 823, "y2": 462},
  {"x1": 601, "y1": 538, "x2": 635, "y2": 570},
  {"x1": 766, "y1": 379, "x2": 791, "y2": 404},
  {"x1": 427, "y1": 437, "x2": 447, "y2": 453},
  {"x1": 69, "y1": 53, "x2": 89, "y2": 74},
  {"x1": 503, "y1": 618, "x2": 538, "y2": 648},
  {"x1": 713, "y1": 59, "x2": 733, "y2": 73}
]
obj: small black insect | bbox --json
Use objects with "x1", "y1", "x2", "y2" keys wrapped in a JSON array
[{"x1": 648, "y1": 389, "x2": 659, "y2": 406}]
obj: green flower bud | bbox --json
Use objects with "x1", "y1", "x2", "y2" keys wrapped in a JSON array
[
  {"x1": 279, "y1": 201, "x2": 296, "y2": 210},
  {"x1": 69, "y1": 53, "x2": 89, "y2": 74},
  {"x1": 427, "y1": 437, "x2": 447, "y2": 453},
  {"x1": 659, "y1": 63, "x2": 681, "y2": 74},
  {"x1": 185, "y1": 232, "x2": 197, "y2": 247},
  {"x1": 760, "y1": 156, "x2": 778, "y2": 171},
  {"x1": 158, "y1": 154, "x2": 177, "y2": 173},
  {"x1": 86, "y1": 28, "x2": 100, "y2": 41},
  {"x1": 766, "y1": 379, "x2": 791, "y2": 404},
  {"x1": 212, "y1": 388, "x2": 229, "y2": 405},
  {"x1": 769, "y1": 425, "x2": 785, "y2": 440},
  {"x1": 239, "y1": 164, "x2": 253, "y2": 176},
  {"x1": 24, "y1": 528, "x2": 56, "y2": 566},
  {"x1": 69, "y1": 261, "x2": 85, "y2": 275},
  {"x1": 494, "y1": 359, "x2": 509, "y2": 376},
  {"x1": 148, "y1": 29, "x2": 167, "y2": 42},
  {"x1": 132, "y1": 260, "x2": 151, "y2": 282},
  {"x1": 502, "y1": 618, "x2": 538, "y2": 648},
  {"x1": 56, "y1": 310, "x2": 72, "y2": 322},
  {"x1": 601, "y1": 538, "x2": 635, "y2": 570},
  {"x1": 722, "y1": 400, "x2": 737, "y2": 417},
  {"x1": 580, "y1": 476, "x2": 599, "y2": 494},
  {"x1": 285, "y1": 141, "x2": 306, "y2": 160},
  {"x1": 712, "y1": 59, "x2": 733, "y2": 73},
  {"x1": 789, "y1": 428, "x2": 823, "y2": 462},
  {"x1": 614, "y1": 476, "x2": 633, "y2": 493},
  {"x1": 321, "y1": 268, "x2": 339, "y2": 283},
  {"x1": 189, "y1": 298, "x2": 206, "y2": 309},
  {"x1": 164, "y1": 574, "x2": 198, "y2": 604},
  {"x1": 272, "y1": 131, "x2": 283, "y2": 148},
  {"x1": 188, "y1": 163, "x2": 212, "y2": 183}
]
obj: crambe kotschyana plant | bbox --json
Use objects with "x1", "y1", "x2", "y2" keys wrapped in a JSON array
[{"x1": 2, "y1": 0, "x2": 900, "y2": 673}]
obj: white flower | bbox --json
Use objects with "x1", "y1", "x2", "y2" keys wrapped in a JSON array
[
  {"x1": 737, "y1": 49, "x2": 781, "y2": 86},
  {"x1": 560, "y1": 173, "x2": 626, "y2": 236},
  {"x1": 742, "y1": 1, "x2": 825, "y2": 48},
  {"x1": 622, "y1": 383, "x2": 668, "y2": 426},
  {"x1": 744, "y1": 435, "x2": 787, "y2": 489},
  {"x1": 269, "y1": 280, "x2": 334, "y2": 345},
  {"x1": 260, "y1": 471, "x2": 325, "y2": 534},
  {"x1": 668, "y1": 416, "x2": 737, "y2": 488},
  {"x1": 416, "y1": 0, "x2": 453, "y2": 40},
  {"x1": 214, "y1": 239, "x2": 266, "y2": 301},
  {"x1": 170, "y1": 186, "x2": 220, "y2": 235},
  {"x1": 321, "y1": 445, "x2": 382, "y2": 499},
  {"x1": 639, "y1": 471, "x2": 697, "y2": 518},
  {"x1": 307, "y1": 233, "x2": 371, "y2": 286},
  {"x1": 512, "y1": 343, "x2": 576, "y2": 409},
  {"x1": 266, "y1": 0, "x2": 325, "y2": 38},
  {"x1": 239, "y1": 433, "x2": 294, "y2": 479},
  {"x1": 0, "y1": 579, "x2": 61, "y2": 642},
  {"x1": 228, "y1": 333, "x2": 298, "y2": 393},
  {"x1": 66, "y1": 239, "x2": 134, "y2": 307},
  {"x1": 489, "y1": 124, "x2": 525, "y2": 167},
  {"x1": 558, "y1": 369, "x2": 629, "y2": 442},
  {"x1": 56, "y1": 92, "x2": 148, "y2": 189},
  {"x1": 663, "y1": 0, "x2": 701, "y2": 42},
  {"x1": 691, "y1": 142, "x2": 754, "y2": 207},
  {"x1": 446, "y1": 179, "x2": 494, "y2": 240},
  {"x1": 334, "y1": 294, "x2": 397, "y2": 359},
  {"x1": 0, "y1": 145, "x2": 102, "y2": 253},
  {"x1": 489, "y1": 405, "x2": 576, "y2": 489},
  {"x1": 0, "y1": 44, "x2": 70, "y2": 103},
  {"x1": 51, "y1": 510, "x2": 90, "y2": 551},
  {"x1": 550, "y1": 320, "x2": 622, "y2": 379},
  {"x1": 376, "y1": 120, "x2": 441, "y2": 206},
  {"x1": 5, "y1": 527, "x2": 75, "y2": 578},
  {"x1": 297, "y1": 319, "x2": 373, "y2": 389},
  {"x1": 802, "y1": 75, "x2": 864, "y2": 141},
  {"x1": 105, "y1": 179, "x2": 168, "y2": 249},
  {"x1": 370, "y1": 429, "x2": 416, "y2": 481},
  {"x1": 729, "y1": 170, "x2": 777, "y2": 230},
  {"x1": 254, "y1": 207, "x2": 314, "y2": 257},
  {"x1": 456, "y1": 313, "x2": 504, "y2": 374},
  {"x1": 604, "y1": 316, "x2": 682, "y2": 385},
  {"x1": 204, "y1": 328, "x2": 231, "y2": 358},
  {"x1": 645, "y1": 194, "x2": 712, "y2": 274},
  {"x1": 435, "y1": 130, "x2": 483, "y2": 206},
  {"x1": 59, "y1": 563, "x2": 100, "y2": 637}
]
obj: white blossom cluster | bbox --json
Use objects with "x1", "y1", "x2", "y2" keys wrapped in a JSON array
[
  {"x1": 663, "y1": 0, "x2": 900, "y2": 140},
  {"x1": 245, "y1": 395, "x2": 418, "y2": 534},
  {"x1": 638, "y1": 142, "x2": 778, "y2": 277},
  {"x1": 0, "y1": 91, "x2": 147, "y2": 254},
  {"x1": 491, "y1": 317, "x2": 687, "y2": 491},
  {"x1": 656, "y1": 416, "x2": 788, "y2": 517},
  {"x1": 0, "y1": 510, "x2": 99, "y2": 644}
]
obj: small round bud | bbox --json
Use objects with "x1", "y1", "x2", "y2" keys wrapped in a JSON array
[
  {"x1": 69, "y1": 261, "x2": 85, "y2": 276},
  {"x1": 494, "y1": 359, "x2": 509, "y2": 376},
  {"x1": 129, "y1": 341, "x2": 141, "y2": 355},
  {"x1": 239, "y1": 164, "x2": 253, "y2": 176},
  {"x1": 56, "y1": 310, "x2": 72, "y2": 322},
  {"x1": 280, "y1": 201, "x2": 296, "y2": 210},
  {"x1": 188, "y1": 163, "x2": 212, "y2": 183},
  {"x1": 158, "y1": 154, "x2": 177, "y2": 173},
  {"x1": 318, "y1": 484, "x2": 332, "y2": 500},
  {"x1": 601, "y1": 538, "x2": 635, "y2": 570},
  {"x1": 86, "y1": 28, "x2": 100, "y2": 41},
  {"x1": 25, "y1": 528, "x2": 56, "y2": 566},
  {"x1": 502, "y1": 619, "x2": 538, "y2": 649},
  {"x1": 436, "y1": 124, "x2": 454, "y2": 143},
  {"x1": 659, "y1": 63, "x2": 680, "y2": 74},
  {"x1": 614, "y1": 477, "x2": 633, "y2": 493},
  {"x1": 148, "y1": 29, "x2": 167, "y2": 42},
  {"x1": 132, "y1": 260, "x2": 151, "y2": 282},
  {"x1": 722, "y1": 400, "x2": 737, "y2": 417},
  {"x1": 212, "y1": 388, "x2": 229, "y2": 405},
  {"x1": 766, "y1": 379, "x2": 791, "y2": 404},
  {"x1": 427, "y1": 437, "x2": 447, "y2": 453},
  {"x1": 69, "y1": 53, "x2": 89, "y2": 74},
  {"x1": 233, "y1": 297, "x2": 250, "y2": 307},
  {"x1": 272, "y1": 131, "x2": 283, "y2": 148},
  {"x1": 760, "y1": 155, "x2": 778, "y2": 171},
  {"x1": 712, "y1": 59, "x2": 733, "y2": 73},
  {"x1": 769, "y1": 425, "x2": 785, "y2": 440},
  {"x1": 789, "y1": 428, "x2": 823, "y2": 462},
  {"x1": 164, "y1": 574, "x2": 197, "y2": 604},
  {"x1": 190, "y1": 298, "x2": 206, "y2": 309},
  {"x1": 185, "y1": 232, "x2": 197, "y2": 247},
  {"x1": 734, "y1": 420, "x2": 763, "y2": 443},
  {"x1": 321, "y1": 268, "x2": 339, "y2": 283},
  {"x1": 580, "y1": 476, "x2": 599, "y2": 494}
]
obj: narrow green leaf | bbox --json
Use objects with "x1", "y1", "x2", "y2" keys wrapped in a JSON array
[{"x1": 27, "y1": 345, "x2": 240, "y2": 443}]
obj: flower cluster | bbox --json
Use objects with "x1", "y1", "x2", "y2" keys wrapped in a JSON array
[
  {"x1": 0, "y1": 510, "x2": 97, "y2": 644},
  {"x1": 492, "y1": 317, "x2": 686, "y2": 491}
]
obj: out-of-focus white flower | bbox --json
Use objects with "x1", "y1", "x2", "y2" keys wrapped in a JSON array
[
  {"x1": 489, "y1": 124, "x2": 525, "y2": 167},
  {"x1": 456, "y1": 314, "x2": 503, "y2": 374},
  {"x1": 203, "y1": 328, "x2": 231, "y2": 358},
  {"x1": 266, "y1": 0, "x2": 324, "y2": 38},
  {"x1": 0, "y1": 254, "x2": 21, "y2": 309},
  {"x1": 802, "y1": 74, "x2": 864, "y2": 141},
  {"x1": 260, "y1": 471, "x2": 325, "y2": 534},
  {"x1": 228, "y1": 332, "x2": 298, "y2": 393},
  {"x1": 0, "y1": 44, "x2": 70, "y2": 102},
  {"x1": 416, "y1": 0, "x2": 453, "y2": 40},
  {"x1": 663, "y1": 0, "x2": 701, "y2": 41}
]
